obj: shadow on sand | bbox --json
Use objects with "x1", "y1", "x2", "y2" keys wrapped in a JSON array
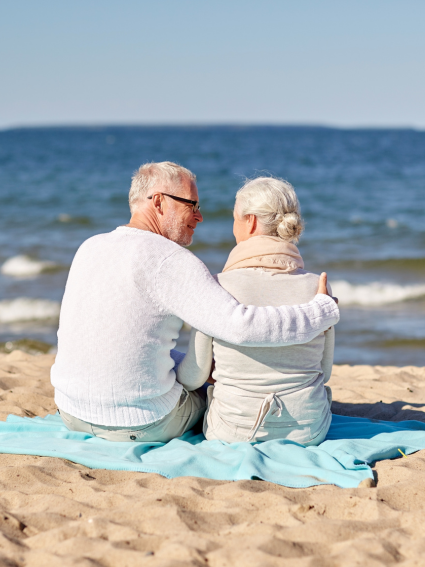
[{"x1": 332, "y1": 400, "x2": 425, "y2": 423}]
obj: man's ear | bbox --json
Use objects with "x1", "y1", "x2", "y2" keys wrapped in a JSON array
[{"x1": 151, "y1": 193, "x2": 164, "y2": 214}]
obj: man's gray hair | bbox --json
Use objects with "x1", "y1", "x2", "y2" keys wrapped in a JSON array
[
  {"x1": 235, "y1": 176, "x2": 304, "y2": 243},
  {"x1": 129, "y1": 161, "x2": 196, "y2": 213}
]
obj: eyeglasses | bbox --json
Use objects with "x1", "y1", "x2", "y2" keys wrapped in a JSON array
[{"x1": 147, "y1": 192, "x2": 201, "y2": 213}]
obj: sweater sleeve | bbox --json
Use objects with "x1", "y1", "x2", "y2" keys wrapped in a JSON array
[
  {"x1": 321, "y1": 326, "x2": 335, "y2": 383},
  {"x1": 176, "y1": 328, "x2": 213, "y2": 391},
  {"x1": 154, "y1": 248, "x2": 340, "y2": 347},
  {"x1": 321, "y1": 281, "x2": 335, "y2": 383}
]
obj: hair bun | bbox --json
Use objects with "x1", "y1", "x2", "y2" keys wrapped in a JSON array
[
  {"x1": 276, "y1": 211, "x2": 303, "y2": 241},
  {"x1": 276, "y1": 211, "x2": 296, "y2": 220}
]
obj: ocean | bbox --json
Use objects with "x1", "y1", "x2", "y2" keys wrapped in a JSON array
[{"x1": 0, "y1": 126, "x2": 424, "y2": 365}]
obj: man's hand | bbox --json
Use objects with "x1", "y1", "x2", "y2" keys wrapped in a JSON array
[{"x1": 317, "y1": 272, "x2": 338, "y2": 304}]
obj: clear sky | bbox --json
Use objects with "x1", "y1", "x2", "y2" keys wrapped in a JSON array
[{"x1": 1, "y1": 0, "x2": 424, "y2": 129}]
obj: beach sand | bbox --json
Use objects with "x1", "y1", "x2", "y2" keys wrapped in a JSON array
[{"x1": 0, "y1": 351, "x2": 424, "y2": 566}]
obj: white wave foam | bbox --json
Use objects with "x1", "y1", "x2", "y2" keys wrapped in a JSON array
[
  {"x1": 1, "y1": 255, "x2": 57, "y2": 278},
  {"x1": 58, "y1": 214, "x2": 72, "y2": 222},
  {"x1": 331, "y1": 280, "x2": 425, "y2": 306},
  {"x1": 0, "y1": 298, "x2": 60, "y2": 323}
]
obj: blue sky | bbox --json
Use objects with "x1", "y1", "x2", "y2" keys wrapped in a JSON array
[{"x1": 1, "y1": 0, "x2": 424, "y2": 128}]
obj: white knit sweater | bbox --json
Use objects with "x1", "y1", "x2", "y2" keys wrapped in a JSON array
[{"x1": 51, "y1": 227, "x2": 339, "y2": 426}]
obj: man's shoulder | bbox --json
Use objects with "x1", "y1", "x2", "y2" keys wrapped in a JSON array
[
  {"x1": 75, "y1": 229, "x2": 201, "y2": 277},
  {"x1": 79, "y1": 228, "x2": 182, "y2": 253},
  {"x1": 74, "y1": 231, "x2": 113, "y2": 255},
  {"x1": 113, "y1": 228, "x2": 200, "y2": 267}
]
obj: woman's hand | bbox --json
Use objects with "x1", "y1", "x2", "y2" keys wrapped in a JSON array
[{"x1": 317, "y1": 272, "x2": 338, "y2": 304}]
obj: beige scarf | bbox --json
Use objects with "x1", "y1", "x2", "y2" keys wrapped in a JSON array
[{"x1": 222, "y1": 235, "x2": 304, "y2": 273}]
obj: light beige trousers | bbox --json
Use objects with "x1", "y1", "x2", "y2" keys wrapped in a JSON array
[
  {"x1": 203, "y1": 385, "x2": 332, "y2": 445},
  {"x1": 59, "y1": 388, "x2": 206, "y2": 443}
]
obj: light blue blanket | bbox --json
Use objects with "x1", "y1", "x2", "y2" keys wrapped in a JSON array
[{"x1": 0, "y1": 413, "x2": 424, "y2": 489}]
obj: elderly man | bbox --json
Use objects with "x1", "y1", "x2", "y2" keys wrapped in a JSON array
[{"x1": 52, "y1": 162, "x2": 339, "y2": 442}]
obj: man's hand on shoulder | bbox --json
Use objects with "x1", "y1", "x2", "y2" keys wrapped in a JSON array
[{"x1": 316, "y1": 272, "x2": 338, "y2": 304}]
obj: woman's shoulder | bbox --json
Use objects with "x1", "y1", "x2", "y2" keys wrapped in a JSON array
[
  {"x1": 291, "y1": 268, "x2": 322, "y2": 281},
  {"x1": 287, "y1": 269, "x2": 332, "y2": 294},
  {"x1": 215, "y1": 268, "x2": 325, "y2": 306},
  {"x1": 217, "y1": 267, "x2": 321, "y2": 282}
]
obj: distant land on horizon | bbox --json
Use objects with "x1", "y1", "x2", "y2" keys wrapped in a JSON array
[{"x1": 1, "y1": 123, "x2": 424, "y2": 133}]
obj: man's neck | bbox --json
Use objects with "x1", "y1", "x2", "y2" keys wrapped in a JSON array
[{"x1": 125, "y1": 208, "x2": 163, "y2": 236}]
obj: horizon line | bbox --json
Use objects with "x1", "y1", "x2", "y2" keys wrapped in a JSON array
[{"x1": 1, "y1": 122, "x2": 424, "y2": 133}]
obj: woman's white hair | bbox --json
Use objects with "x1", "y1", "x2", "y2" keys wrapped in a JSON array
[
  {"x1": 235, "y1": 176, "x2": 304, "y2": 243},
  {"x1": 129, "y1": 161, "x2": 196, "y2": 213}
]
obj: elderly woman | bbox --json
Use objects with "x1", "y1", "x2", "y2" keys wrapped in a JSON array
[{"x1": 177, "y1": 177, "x2": 334, "y2": 445}]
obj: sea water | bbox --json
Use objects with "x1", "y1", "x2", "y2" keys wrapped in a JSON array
[{"x1": 0, "y1": 126, "x2": 424, "y2": 365}]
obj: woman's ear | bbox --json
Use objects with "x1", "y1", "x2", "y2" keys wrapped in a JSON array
[{"x1": 248, "y1": 214, "x2": 257, "y2": 234}]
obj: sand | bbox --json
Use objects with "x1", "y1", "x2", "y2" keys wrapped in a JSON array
[{"x1": 0, "y1": 351, "x2": 424, "y2": 566}]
